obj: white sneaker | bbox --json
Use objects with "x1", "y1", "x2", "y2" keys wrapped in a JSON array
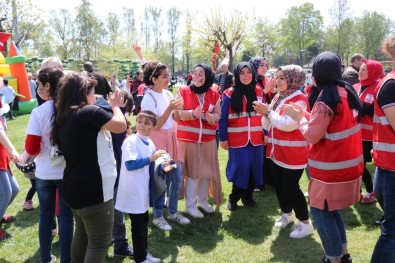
[
  {"x1": 167, "y1": 212, "x2": 190, "y2": 225},
  {"x1": 152, "y1": 217, "x2": 172, "y2": 231},
  {"x1": 274, "y1": 213, "x2": 294, "y2": 228},
  {"x1": 290, "y1": 221, "x2": 314, "y2": 238},
  {"x1": 185, "y1": 206, "x2": 204, "y2": 218},
  {"x1": 199, "y1": 202, "x2": 215, "y2": 213},
  {"x1": 146, "y1": 252, "x2": 161, "y2": 263},
  {"x1": 41, "y1": 255, "x2": 56, "y2": 263}
]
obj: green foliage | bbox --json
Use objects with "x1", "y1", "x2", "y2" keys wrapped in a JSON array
[
  {"x1": 0, "y1": 114, "x2": 383, "y2": 263},
  {"x1": 356, "y1": 11, "x2": 389, "y2": 59},
  {"x1": 279, "y1": 3, "x2": 324, "y2": 65}
]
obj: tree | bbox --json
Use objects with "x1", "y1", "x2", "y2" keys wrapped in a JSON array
[
  {"x1": 141, "y1": 7, "x2": 151, "y2": 50},
  {"x1": 279, "y1": 3, "x2": 323, "y2": 67},
  {"x1": 197, "y1": 8, "x2": 249, "y2": 70},
  {"x1": 328, "y1": 0, "x2": 352, "y2": 55},
  {"x1": 122, "y1": 8, "x2": 136, "y2": 42},
  {"x1": 252, "y1": 18, "x2": 279, "y2": 66},
  {"x1": 167, "y1": 8, "x2": 181, "y2": 75},
  {"x1": 0, "y1": 0, "x2": 45, "y2": 50},
  {"x1": 148, "y1": 6, "x2": 162, "y2": 52},
  {"x1": 49, "y1": 9, "x2": 75, "y2": 59},
  {"x1": 106, "y1": 11, "x2": 120, "y2": 48},
  {"x1": 182, "y1": 11, "x2": 192, "y2": 73},
  {"x1": 355, "y1": 11, "x2": 389, "y2": 59},
  {"x1": 74, "y1": 0, "x2": 102, "y2": 60}
]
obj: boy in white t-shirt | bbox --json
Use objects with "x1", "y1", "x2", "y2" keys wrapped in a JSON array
[{"x1": 115, "y1": 110, "x2": 162, "y2": 263}]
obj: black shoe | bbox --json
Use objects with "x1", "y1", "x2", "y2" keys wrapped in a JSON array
[
  {"x1": 114, "y1": 244, "x2": 134, "y2": 258},
  {"x1": 241, "y1": 197, "x2": 256, "y2": 207},
  {"x1": 340, "y1": 254, "x2": 352, "y2": 263},
  {"x1": 321, "y1": 254, "x2": 352, "y2": 263},
  {"x1": 227, "y1": 202, "x2": 238, "y2": 211},
  {"x1": 374, "y1": 216, "x2": 384, "y2": 226},
  {"x1": 15, "y1": 161, "x2": 36, "y2": 173}
]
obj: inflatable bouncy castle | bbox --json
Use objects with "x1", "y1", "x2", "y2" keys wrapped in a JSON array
[{"x1": 0, "y1": 33, "x2": 37, "y2": 114}]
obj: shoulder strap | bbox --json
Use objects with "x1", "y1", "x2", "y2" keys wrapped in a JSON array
[{"x1": 146, "y1": 91, "x2": 157, "y2": 108}]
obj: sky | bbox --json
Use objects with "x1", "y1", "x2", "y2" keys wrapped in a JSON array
[{"x1": 34, "y1": 0, "x2": 393, "y2": 27}]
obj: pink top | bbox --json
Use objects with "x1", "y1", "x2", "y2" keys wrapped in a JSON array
[{"x1": 297, "y1": 88, "x2": 361, "y2": 211}]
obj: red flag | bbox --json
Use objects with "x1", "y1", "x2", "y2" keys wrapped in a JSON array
[
  {"x1": 0, "y1": 33, "x2": 12, "y2": 52},
  {"x1": 212, "y1": 54, "x2": 217, "y2": 72},
  {"x1": 213, "y1": 41, "x2": 220, "y2": 54}
]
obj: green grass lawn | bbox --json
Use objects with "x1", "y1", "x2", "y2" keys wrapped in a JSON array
[{"x1": 0, "y1": 114, "x2": 382, "y2": 263}]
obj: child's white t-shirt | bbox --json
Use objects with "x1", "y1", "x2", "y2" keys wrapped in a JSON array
[
  {"x1": 141, "y1": 89, "x2": 174, "y2": 129},
  {"x1": 115, "y1": 133, "x2": 156, "y2": 214},
  {"x1": 26, "y1": 100, "x2": 64, "y2": 180}
]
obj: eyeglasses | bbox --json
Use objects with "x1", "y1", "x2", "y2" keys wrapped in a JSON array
[{"x1": 149, "y1": 63, "x2": 162, "y2": 81}]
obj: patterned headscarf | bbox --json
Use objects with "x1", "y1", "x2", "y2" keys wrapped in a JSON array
[
  {"x1": 272, "y1": 65, "x2": 305, "y2": 110},
  {"x1": 249, "y1": 56, "x2": 267, "y2": 81}
]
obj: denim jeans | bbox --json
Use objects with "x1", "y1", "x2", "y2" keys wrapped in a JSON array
[
  {"x1": 71, "y1": 200, "x2": 114, "y2": 263},
  {"x1": 310, "y1": 203, "x2": 347, "y2": 260},
  {"x1": 0, "y1": 169, "x2": 19, "y2": 219},
  {"x1": 36, "y1": 178, "x2": 74, "y2": 263},
  {"x1": 373, "y1": 168, "x2": 385, "y2": 211},
  {"x1": 112, "y1": 186, "x2": 128, "y2": 251},
  {"x1": 153, "y1": 161, "x2": 182, "y2": 217},
  {"x1": 371, "y1": 167, "x2": 395, "y2": 263}
]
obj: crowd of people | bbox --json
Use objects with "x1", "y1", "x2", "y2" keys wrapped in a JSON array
[{"x1": 0, "y1": 34, "x2": 395, "y2": 263}]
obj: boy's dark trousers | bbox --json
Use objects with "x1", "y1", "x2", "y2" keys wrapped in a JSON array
[{"x1": 128, "y1": 211, "x2": 149, "y2": 263}]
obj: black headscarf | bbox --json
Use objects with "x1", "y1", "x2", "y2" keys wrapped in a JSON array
[
  {"x1": 190, "y1": 64, "x2": 214, "y2": 94},
  {"x1": 231, "y1": 62, "x2": 257, "y2": 113},
  {"x1": 313, "y1": 51, "x2": 362, "y2": 117}
]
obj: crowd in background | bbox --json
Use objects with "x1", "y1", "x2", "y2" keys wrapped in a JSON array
[{"x1": 0, "y1": 34, "x2": 395, "y2": 263}]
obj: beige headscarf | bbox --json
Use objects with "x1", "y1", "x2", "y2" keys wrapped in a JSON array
[{"x1": 272, "y1": 65, "x2": 305, "y2": 110}]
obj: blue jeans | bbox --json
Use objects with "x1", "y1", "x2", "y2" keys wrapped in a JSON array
[
  {"x1": 0, "y1": 169, "x2": 19, "y2": 219},
  {"x1": 153, "y1": 161, "x2": 182, "y2": 218},
  {"x1": 36, "y1": 178, "x2": 74, "y2": 263},
  {"x1": 371, "y1": 167, "x2": 395, "y2": 262},
  {"x1": 310, "y1": 204, "x2": 347, "y2": 260},
  {"x1": 373, "y1": 168, "x2": 385, "y2": 211},
  {"x1": 112, "y1": 186, "x2": 128, "y2": 251}
]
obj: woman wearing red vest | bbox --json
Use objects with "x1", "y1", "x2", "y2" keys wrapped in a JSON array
[
  {"x1": 355, "y1": 60, "x2": 384, "y2": 204},
  {"x1": 219, "y1": 62, "x2": 264, "y2": 211},
  {"x1": 285, "y1": 51, "x2": 363, "y2": 263},
  {"x1": 174, "y1": 64, "x2": 222, "y2": 219},
  {"x1": 370, "y1": 35, "x2": 395, "y2": 263},
  {"x1": 254, "y1": 65, "x2": 314, "y2": 239}
]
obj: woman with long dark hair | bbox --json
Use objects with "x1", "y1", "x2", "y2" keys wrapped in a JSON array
[{"x1": 52, "y1": 72, "x2": 126, "y2": 262}]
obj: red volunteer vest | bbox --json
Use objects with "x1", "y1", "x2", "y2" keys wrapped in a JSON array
[
  {"x1": 0, "y1": 119, "x2": 10, "y2": 170},
  {"x1": 223, "y1": 87, "x2": 263, "y2": 148},
  {"x1": 373, "y1": 70, "x2": 395, "y2": 170},
  {"x1": 266, "y1": 92, "x2": 310, "y2": 168},
  {"x1": 309, "y1": 87, "x2": 363, "y2": 182},
  {"x1": 359, "y1": 83, "x2": 376, "y2": 140},
  {"x1": 176, "y1": 86, "x2": 219, "y2": 143}
]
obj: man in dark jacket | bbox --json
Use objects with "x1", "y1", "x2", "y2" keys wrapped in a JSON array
[{"x1": 216, "y1": 60, "x2": 234, "y2": 94}]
